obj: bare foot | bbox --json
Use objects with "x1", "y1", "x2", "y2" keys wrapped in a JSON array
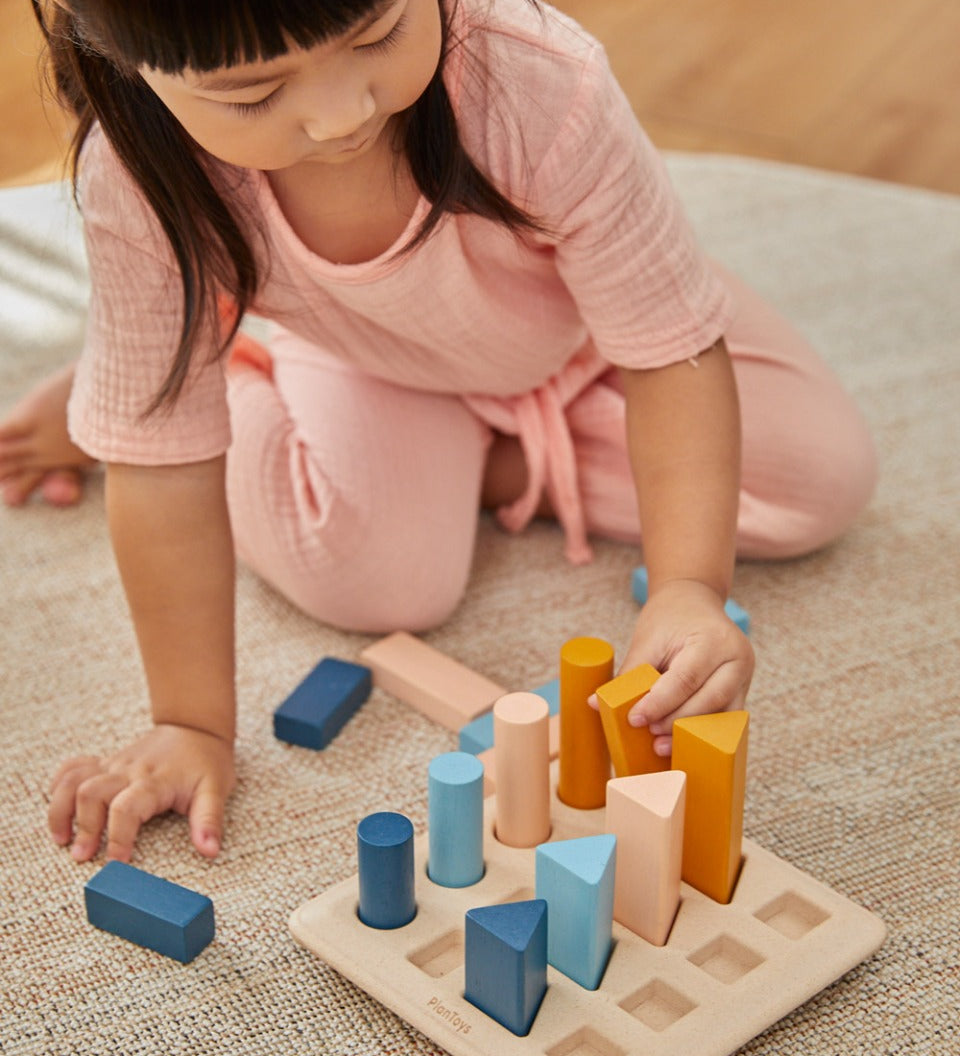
[{"x1": 0, "y1": 363, "x2": 97, "y2": 507}]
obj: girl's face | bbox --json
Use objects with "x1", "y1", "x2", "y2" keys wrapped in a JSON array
[{"x1": 138, "y1": 0, "x2": 442, "y2": 171}]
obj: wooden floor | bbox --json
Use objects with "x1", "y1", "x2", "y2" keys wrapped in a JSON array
[{"x1": 2, "y1": 0, "x2": 957, "y2": 193}]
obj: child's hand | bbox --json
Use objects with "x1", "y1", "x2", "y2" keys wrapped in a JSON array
[
  {"x1": 618, "y1": 579, "x2": 754, "y2": 757},
  {"x1": 48, "y1": 724, "x2": 236, "y2": 863}
]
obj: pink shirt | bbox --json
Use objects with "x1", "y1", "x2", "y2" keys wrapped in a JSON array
[{"x1": 69, "y1": 0, "x2": 732, "y2": 560}]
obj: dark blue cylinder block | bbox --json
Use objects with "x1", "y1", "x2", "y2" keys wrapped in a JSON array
[{"x1": 357, "y1": 811, "x2": 417, "y2": 929}]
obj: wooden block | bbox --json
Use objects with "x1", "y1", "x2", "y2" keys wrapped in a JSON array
[
  {"x1": 360, "y1": 632, "x2": 505, "y2": 730},
  {"x1": 479, "y1": 713, "x2": 559, "y2": 797},
  {"x1": 291, "y1": 756, "x2": 888, "y2": 1056},
  {"x1": 632, "y1": 566, "x2": 751, "y2": 634},
  {"x1": 557, "y1": 637, "x2": 614, "y2": 809},
  {"x1": 531, "y1": 677, "x2": 560, "y2": 713},
  {"x1": 596, "y1": 664, "x2": 669, "y2": 777},
  {"x1": 458, "y1": 679, "x2": 559, "y2": 756},
  {"x1": 357, "y1": 812, "x2": 417, "y2": 929},
  {"x1": 428, "y1": 752, "x2": 485, "y2": 888},
  {"x1": 723, "y1": 598, "x2": 751, "y2": 635},
  {"x1": 606, "y1": 771, "x2": 686, "y2": 946},
  {"x1": 273, "y1": 657, "x2": 371, "y2": 750},
  {"x1": 459, "y1": 710, "x2": 495, "y2": 755},
  {"x1": 672, "y1": 711, "x2": 750, "y2": 904},
  {"x1": 464, "y1": 900, "x2": 548, "y2": 1037},
  {"x1": 84, "y1": 861, "x2": 214, "y2": 964},
  {"x1": 535, "y1": 834, "x2": 616, "y2": 990},
  {"x1": 493, "y1": 693, "x2": 551, "y2": 847}
]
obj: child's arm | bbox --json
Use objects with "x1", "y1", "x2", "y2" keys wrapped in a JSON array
[
  {"x1": 618, "y1": 338, "x2": 755, "y2": 754},
  {"x1": 47, "y1": 456, "x2": 237, "y2": 861}
]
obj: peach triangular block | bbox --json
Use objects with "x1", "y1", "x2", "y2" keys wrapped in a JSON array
[{"x1": 605, "y1": 770, "x2": 686, "y2": 946}]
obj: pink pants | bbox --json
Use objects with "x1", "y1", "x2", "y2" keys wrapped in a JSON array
[{"x1": 225, "y1": 271, "x2": 876, "y2": 632}]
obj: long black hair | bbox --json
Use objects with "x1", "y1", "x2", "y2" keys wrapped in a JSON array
[{"x1": 34, "y1": 0, "x2": 543, "y2": 412}]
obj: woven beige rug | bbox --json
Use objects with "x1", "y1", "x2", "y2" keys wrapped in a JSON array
[{"x1": 1, "y1": 156, "x2": 957, "y2": 1054}]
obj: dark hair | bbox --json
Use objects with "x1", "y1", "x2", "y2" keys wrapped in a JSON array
[{"x1": 34, "y1": 0, "x2": 543, "y2": 413}]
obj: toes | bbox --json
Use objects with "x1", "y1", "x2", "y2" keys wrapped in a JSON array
[
  {"x1": 40, "y1": 469, "x2": 84, "y2": 506},
  {"x1": 1, "y1": 471, "x2": 44, "y2": 507},
  {"x1": 1, "y1": 469, "x2": 84, "y2": 507}
]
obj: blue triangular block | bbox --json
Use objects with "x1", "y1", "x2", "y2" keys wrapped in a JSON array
[
  {"x1": 536, "y1": 835, "x2": 616, "y2": 990},
  {"x1": 537, "y1": 833, "x2": 616, "y2": 886},
  {"x1": 465, "y1": 899, "x2": 547, "y2": 1035},
  {"x1": 466, "y1": 898, "x2": 547, "y2": 951}
]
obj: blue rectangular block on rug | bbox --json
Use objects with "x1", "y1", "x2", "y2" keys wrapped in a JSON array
[
  {"x1": 84, "y1": 861, "x2": 215, "y2": 963},
  {"x1": 274, "y1": 657, "x2": 372, "y2": 750}
]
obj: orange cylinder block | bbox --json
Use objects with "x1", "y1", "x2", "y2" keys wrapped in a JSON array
[{"x1": 556, "y1": 637, "x2": 614, "y2": 810}]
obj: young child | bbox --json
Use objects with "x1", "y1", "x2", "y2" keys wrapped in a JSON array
[{"x1": 1, "y1": 0, "x2": 876, "y2": 864}]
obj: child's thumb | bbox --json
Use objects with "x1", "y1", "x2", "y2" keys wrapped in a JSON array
[{"x1": 189, "y1": 786, "x2": 225, "y2": 858}]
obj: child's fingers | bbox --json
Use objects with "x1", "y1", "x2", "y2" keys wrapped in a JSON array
[
  {"x1": 70, "y1": 772, "x2": 130, "y2": 861},
  {"x1": 0, "y1": 419, "x2": 29, "y2": 445},
  {"x1": 47, "y1": 756, "x2": 103, "y2": 845},
  {"x1": 628, "y1": 644, "x2": 715, "y2": 726},
  {"x1": 1, "y1": 470, "x2": 45, "y2": 506},
  {"x1": 188, "y1": 783, "x2": 226, "y2": 859},
  {"x1": 653, "y1": 733, "x2": 673, "y2": 758},
  {"x1": 647, "y1": 662, "x2": 749, "y2": 736},
  {"x1": 104, "y1": 781, "x2": 176, "y2": 863}
]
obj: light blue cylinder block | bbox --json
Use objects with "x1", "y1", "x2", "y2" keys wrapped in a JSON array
[{"x1": 428, "y1": 751, "x2": 485, "y2": 888}]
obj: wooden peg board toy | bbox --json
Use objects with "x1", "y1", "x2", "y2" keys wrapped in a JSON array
[{"x1": 290, "y1": 760, "x2": 886, "y2": 1056}]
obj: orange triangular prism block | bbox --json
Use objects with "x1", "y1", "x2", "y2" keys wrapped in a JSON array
[{"x1": 672, "y1": 711, "x2": 749, "y2": 904}]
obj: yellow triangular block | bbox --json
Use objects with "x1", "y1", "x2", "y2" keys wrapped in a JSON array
[
  {"x1": 596, "y1": 664, "x2": 668, "y2": 778},
  {"x1": 672, "y1": 711, "x2": 749, "y2": 904}
]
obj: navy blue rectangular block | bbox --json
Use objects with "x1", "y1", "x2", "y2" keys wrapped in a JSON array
[
  {"x1": 274, "y1": 657, "x2": 372, "y2": 750},
  {"x1": 84, "y1": 861, "x2": 215, "y2": 964}
]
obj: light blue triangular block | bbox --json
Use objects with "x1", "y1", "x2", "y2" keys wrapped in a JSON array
[
  {"x1": 465, "y1": 899, "x2": 548, "y2": 1036},
  {"x1": 535, "y1": 834, "x2": 616, "y2": 990}
]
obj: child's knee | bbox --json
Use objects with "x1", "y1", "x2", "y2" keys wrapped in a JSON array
[
  {"x1": 741, "y1": 410, "x2": 878, "y2": 559},
  {"x1": 285, "y1": 549, "x2": 470, "y2": 634}
]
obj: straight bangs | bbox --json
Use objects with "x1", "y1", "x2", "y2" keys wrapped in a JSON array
[{"x1": 67, "y1": 0, "x2": 393, "y2": 74}]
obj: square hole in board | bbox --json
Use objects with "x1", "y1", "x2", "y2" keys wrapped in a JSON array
[
  {"x1": 545, "y1": 1026, "x2": 628, "y2": 1056},
  {"x1": 407, "y1": 930, "x2": 464, "y2": 979},
  {"x1": 687, "y1": 934, "x2": 765, "y2": 984},
  {"x1": 619, "y1": 979, "x2": 697, "y2": 1032},
  {"x1": 754, "y1": 891, "x2": 830, "y2": 939}
]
